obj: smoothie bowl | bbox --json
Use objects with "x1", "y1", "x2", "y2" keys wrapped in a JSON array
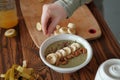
[{"x1": 39, "y1": 34, "x2": 93, "y2": 73}]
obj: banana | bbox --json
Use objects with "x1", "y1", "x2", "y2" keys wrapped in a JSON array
[
  {"x1": 69, "y1": 45, "x2": 77, "y2": 52},
  {"x1": 56, "y1": 25, "x2": 61, "y2": 30},
  {"x1": 46, "y1": 42, "x2": 81, "y2": 65},
  {"x1": 54, "y1": 30, "x2": 60, "y2": 35},
  {"x1": 59, "y1": 27, "x2": 68, "y2": 34},
  {"x1": 63, "y1": 47, "x2": 72, "y2": 55},
  {"x1": 55, "y1": 51, "x2": 62, "y2": 59},
  {"x1": 67, "y1": 23, "x2": 76, "y2": 29},
  {"x1": 22, "y1": 60, "x2": 27, "y2": 68},
  {"x1": 57, "y1": 49, "x2": 67, "y2": 57},
  {"x1": 36, "y1": 22, "x2": 42, "y2": 31},
  {"x1": 4, "y1": 29, "x2": 17, "y2": 37},
  {"x1": 46, "y1": 53, "x2": 57, "y2": 64},
  {"x1": 67, "y1": 28, "x2": 76, "y2": 34},
  {"x1": 71, "y1": 43, "x2": 81, "y2": 49}
]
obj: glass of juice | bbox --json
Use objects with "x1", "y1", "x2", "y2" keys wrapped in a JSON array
[{"x1": 0, "y1": 0, "x2": 18, "y2": 29}]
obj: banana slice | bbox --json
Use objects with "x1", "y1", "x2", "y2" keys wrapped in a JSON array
[
  {"x1": 46, "y1": 53, "x2": 57, "y2": 64},
  {"x1": 57, "y1": 49, "x2": 67, "y2": 57},
  {"x1": 36, "y1": 22, "x2": 42, "y2": 31},
  {"x1": 54, "y1": 30, "x2": 60, "y2": 35},
  {"x1": 22, "y1": 60, "x2": 27, "y2": 68},
  {"x1": 63, "y1": 47, "x2": 72, "y2": 55},
  {"x1": 56, "y1": 25, "x2": 61, "y2": 30},
  {"x1": 0, "y1": 74, "x2": 5, "y2": 78},
  {"x1": 69, "y1": 45, "x2": 77, "y2": 52},
  {"x1": 55, "y1": 51, "x2": 62, "y2": 59},
  {"x1": 59, "y1": 27, "x2": 68, "y2": 34},
  {"x1": 67, "y1": 23, "x2": 76, "y2": 29},
  {"x1": 67, "y1": 28, "x2": 76, "y2": 34},
  {"x1": 4, "y1": 29, "x2": 17, "y2": 37},
  {"x1": 71, "y1": 43, "x2": 81, "y2": 49}
]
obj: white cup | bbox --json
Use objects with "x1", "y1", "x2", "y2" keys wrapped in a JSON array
[{"x1": 95, "y1": 59, "x2": 120, "y2": 80}]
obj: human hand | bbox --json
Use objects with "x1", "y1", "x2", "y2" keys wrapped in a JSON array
[{"x1": 41, "y1": 3, "x2": 67, "y2": 35}]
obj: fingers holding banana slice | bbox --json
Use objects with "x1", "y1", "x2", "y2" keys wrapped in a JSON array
[{"x1": 36, "y1": 22, "x2": 77, "y2": 35}]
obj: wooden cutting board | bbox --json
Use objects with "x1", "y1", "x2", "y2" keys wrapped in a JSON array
[{"x1": 20, "y1": 0, "x2": 101, "y2": 48}]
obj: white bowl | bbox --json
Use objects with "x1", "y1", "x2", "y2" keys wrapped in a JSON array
[{"x1": 39, "y1": 34, "x2": 93, "y2": 73}]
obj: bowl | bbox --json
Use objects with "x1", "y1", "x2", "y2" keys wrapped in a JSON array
[{"x1": 39, "y1": 34, "x2": 93, "y2": 73}]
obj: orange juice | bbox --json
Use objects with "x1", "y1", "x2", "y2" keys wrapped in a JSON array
[{"x1": 0, "y1": 9, "x2": 18, "y2": 29}]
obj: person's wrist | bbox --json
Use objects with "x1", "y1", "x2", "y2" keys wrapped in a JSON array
[{"x1": 54, "y1": 2, "x2": 68, "y2": 19}]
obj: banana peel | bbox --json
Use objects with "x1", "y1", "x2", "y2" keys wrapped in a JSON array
[{"x1": 0, "y1": 61, "x2": 34, "y2": 80}]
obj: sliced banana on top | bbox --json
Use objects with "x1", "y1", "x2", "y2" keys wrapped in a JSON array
[
  {"x1": 63, "y1": 47, "x2": 72, "y2": 55},
  {"x1": 57, "y1": 49, "x2": 67, "y2": 57},
  {"x1": 55, "y1": 51, "x2": 62, "y2": 59},
  {"x1": 46, "y1": 42, "x2": 81, "y2": 64},
  {"x1": 46, "y1": 53, "x2": 57, "y2": 64},
  {"x1": 69, "y1": 45, "x2": 77, "y2": 52},
  {"x1": 71, "y1": 43, "x2": 81, "y2": 49},
  {"x1": 67, "y1": 23, "x2": 76, "y2": 29},
  {"x1": 59, "y1": 27, "x2": 68, "y2": 34}
]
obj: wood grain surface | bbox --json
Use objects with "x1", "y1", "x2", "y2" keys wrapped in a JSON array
[
  {"x1": 20, "y1": 0, "x2": 101, "y2": 48},
  {"x1": 0, "y1": 0, "x2": 120, "y2": 80}
]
